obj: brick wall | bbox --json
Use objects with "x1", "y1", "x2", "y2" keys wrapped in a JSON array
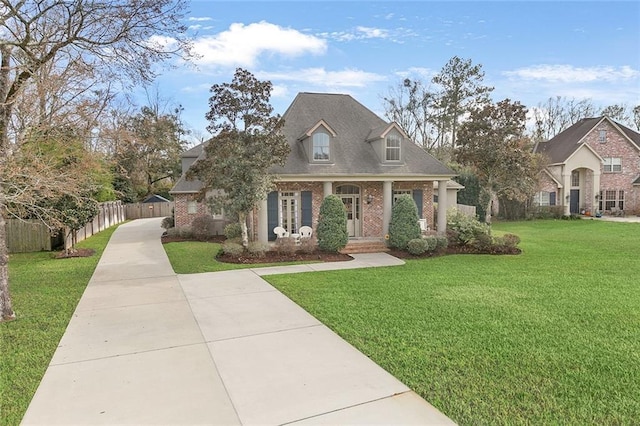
[{"x1": 585, "y1": 120, "x2": 640, "y2": 213}]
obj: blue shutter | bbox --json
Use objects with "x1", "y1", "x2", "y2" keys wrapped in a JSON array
[
  {"x1": 549, "y1": 192, "x2": 556, "y2": 206},
  {"x1": 412, "y1": 189, "x2": 423, "y2": 219},
  {"x1": 301, "y1": 191, "x2": 313, "y2": 227},
  {"x1": 267, "y1": 191, "x2": 278, "y2": 241}
]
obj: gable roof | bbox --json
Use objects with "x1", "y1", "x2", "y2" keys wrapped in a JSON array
[
  {"x1": 273, "y1": 92, "x2": 454, "y2": 178},
  {"x1": 534, "y1": 116, "x2": 640, "y2": 164}
]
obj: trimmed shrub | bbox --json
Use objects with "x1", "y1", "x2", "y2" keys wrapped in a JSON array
[
  {"x1": 317, "y1": 195, "x2": 348, "y2": 253},
  {"x1": 422, "y1": 236, "x2": 438, "y2": 252},
  {"x1": 247, "y1": 241, "x2": 270, "y2": 258},
  {"x1": 191, "y1": 215, "x2": 216, "y2": 241},
  {"x1": 221, "y1": 241, "x2": 244, "y2": 257},
  {"x1": 502, "y1": 233, "x2": 521, "y2": 248},
  {"x1": 407, "y1": 238, "x2": 429, "y2": 255},
  {"x1": 165, "y1": 226, "x2": 192, "y2": 239},
  {"x1": 224, "y1": 222, "x2": 242, "y2": 239},
  {"x1": 447, "y1": 208, "x2": 490, "y2": 245},
  {"x1": 388, "y1": 194, "x2": 421, "y2": 250},
  {"x1": 435, "y1": 236, "x2": 449, "y2": 251},
  {"x1": 161, "y1": 216, "x2": 174, "y2": 230},
  {"x1": 275, "y1": 237, "x2": 298, "y2": 255}
]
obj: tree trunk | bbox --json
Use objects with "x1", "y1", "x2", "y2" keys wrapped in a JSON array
[
  {"x1": 0, "y1": 209, "x2": 16, "y2": 321},
  {"x1": 239, "y1": 211, "x2": 249, "y2": 248}
]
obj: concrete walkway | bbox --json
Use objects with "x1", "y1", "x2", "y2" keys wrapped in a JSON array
[{"x1": 22, "y1": 218, "x2": 454, "y2": 425}]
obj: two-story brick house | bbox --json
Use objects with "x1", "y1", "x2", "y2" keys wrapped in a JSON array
[
  {"x1": 533, "y1": 116, "x2": 640, "y2": 215},
  {"x1": 170, "y1": 92, "x2": 457, "y2": 243}
]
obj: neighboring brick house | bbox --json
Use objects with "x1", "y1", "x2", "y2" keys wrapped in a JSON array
[
  {"x1": 533, "y1": 116, "x2": 640, "y2": 215},
  {"x1": 170, "y1": 92, "x2": 457, "y2": 243}
]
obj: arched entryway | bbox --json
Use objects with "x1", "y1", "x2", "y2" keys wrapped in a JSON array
[{"x1": 335, "y1": 184, "x2": 361, "y2": 237}]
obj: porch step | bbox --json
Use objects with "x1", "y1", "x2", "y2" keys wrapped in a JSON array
[{"x1": 340, "y1": 239, "x2": 389, "y2": 254}]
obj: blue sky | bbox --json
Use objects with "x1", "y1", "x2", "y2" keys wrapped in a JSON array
[{"x1": 150, "y1": 1, "x2": 640, "y2": 142}]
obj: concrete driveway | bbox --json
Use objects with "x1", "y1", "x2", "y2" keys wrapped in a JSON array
[{"x1": 22, "y1": 218, "x2": 454, "y2": 425}]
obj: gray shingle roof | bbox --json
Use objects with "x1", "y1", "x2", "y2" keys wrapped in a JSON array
[
  {"x1": 272, "y1": 92, "x2": 454, "y2": 177},
  {"x1": 171, "y1": 92, "x2": 455, "y2": 194}
]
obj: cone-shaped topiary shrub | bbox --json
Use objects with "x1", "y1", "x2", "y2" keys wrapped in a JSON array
[
  {"x1": 317, "y1": 194, "x2": 348, "y2": 252},
  {"x1": 388, "y1": 194, "x2": 421, "y2": 250}
]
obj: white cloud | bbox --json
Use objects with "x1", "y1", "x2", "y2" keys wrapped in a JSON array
[
  {"x1": 394, "y1": 67, "x2": 436, "y2": 80},
  {"x1": 189, "y1": 17, "x2": 213, "y2": 22},
  {"x1": 504, "y1": 64, "x2": 639, "y2": 83},
  {"x1": 192, "y1": 21, "x2": 327, "y2": 68},
  {"x1": 319, "y1": 25, "x2": 416, "y2": 43},
  {"x1": 260, "y1": 68, "x2": 387, "y2": 88}
]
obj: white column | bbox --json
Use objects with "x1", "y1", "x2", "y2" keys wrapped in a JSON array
[
  {"x1": 593, "y1": 171, "x2": 601, "y2": 213},
  {"x1": 323, "y1": 181, "x2": 333, "y2": 197},
  {"x1": 258, "y1": 198, "x2": 268, "y2": 243},
  {"x1": 562, "y1": 171, "x2": 571, "y2": 216},
  {"x1": 437, "y1": 180, "x2": 448, "y2": 235},
  {"x1": 382, "y1": 181, "x2": 393, "y2": 236}
]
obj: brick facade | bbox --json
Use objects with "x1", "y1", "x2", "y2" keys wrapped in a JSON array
[{"x1": 584, "y1": 120, "x2": 640, "y2": 214}]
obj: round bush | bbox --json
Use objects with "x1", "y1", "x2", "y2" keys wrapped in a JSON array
[
  {"x1": 224, "y1": 222, "x2": 242, "y2": 239},
  {"x1": 222, "y1": 241, "x2": 244, "y2": 257},
  {"x1": 435, "y1": 236, "x2": 449, "y2": 250},
  {"x1": 316, "y1": 195, "x2": 348, "y2": 253},
  {"x1": 422, "y1": 236, "x2": 438, "y2": 252},
  {"x1": 407, "y1": 238, "x2": 429, "y2": 255},
  {"x1": 446, "y1": 208, "x2": 490, "y2": 245},
  {"x1": 191, "y1": 215, "x2": 216, "y2": 241},
  {"x1": 247, "y1": 241, "x2": 270, "y2": 258},
  {"x1": 388, "y1": 194, "x2": 421, "y2": 250}
]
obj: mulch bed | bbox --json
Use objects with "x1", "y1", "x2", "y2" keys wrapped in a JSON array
[
  {"x1": 54, "y1": 248, "x2": 96, "y2": 259},
  {"x1": 160, "y1": 233, "x2": 520, "y2": 264}
]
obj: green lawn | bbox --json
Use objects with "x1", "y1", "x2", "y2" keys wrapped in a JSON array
[
  {"x1": 0, "y1": 226, "x2": 118, "y2": 426},
  {"x1": 265, "y1": 220, "x2": 640, "y2": 425}
]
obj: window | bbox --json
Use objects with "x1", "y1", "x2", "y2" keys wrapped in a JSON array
[
  {"x1": 603, "y1": 189, "x2": 624, "y2": 211},
  {"x1": 385, "y1": 134, "x2": 401, "y2": 161},
  {"x1": 279, "y1": 192, "x2": 300, "y2": 234},
  {"x1": 534, "y1": 192, "x2": 550, "y2": 206},
  {"x1": 187, "y1": 201, "x2": 198, "y2": 214},
  {"x1": 603, "y1": 157, "x2": 622, "y2": 173},
  {"x1": 598, "y1": 129, "x2": 607, "y2": 143},
  {"x1": 393, "y1": 190, "x2": 412, "y2": 204},
  {"x1": 312, "y1": 132, "x2": 330, "y2": 161},
  {"x1": 571, "y1": 170, "x2": 580, "y2": 187}
]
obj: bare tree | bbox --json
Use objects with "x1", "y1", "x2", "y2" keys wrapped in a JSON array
[
  {"x1": 531, "y1": 96, "x2": 598, "y2": 141},
  {"x1": 1, "y1": 0, "x2": 190, "y2": 321}
]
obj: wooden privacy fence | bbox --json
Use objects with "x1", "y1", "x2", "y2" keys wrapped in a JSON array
[
  {"x1": 124, "y1": 202, "x2": 173, "y2": 220},
  {"x1": 6, "y1": 220, "x2": 52, "y2": 253},
  {"x1": 6, "y1": 201, "x2": 126, "y2": 253}
]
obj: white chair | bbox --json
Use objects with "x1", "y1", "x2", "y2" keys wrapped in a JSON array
[
  {"x1": 273, "y1": 226, "x2": 289, "y2": 238},
  {"x1": 299, "y1": 226, "x2": 313, "y2": 239},
  {"x1": 418, "y1": 219, "x2": 429, "y2": 233}
]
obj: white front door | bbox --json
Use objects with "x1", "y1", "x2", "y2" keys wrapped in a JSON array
[{"x1": 340, "y1": 195, "x2": 360, "y2": 237}]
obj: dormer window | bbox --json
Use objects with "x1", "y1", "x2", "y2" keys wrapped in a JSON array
[
  {"x1": 385, "y1": 134, "x2": 401, "y2": 161},
  {"x1": 312, "y1": 132, "x2": 330, "y2": 161}
]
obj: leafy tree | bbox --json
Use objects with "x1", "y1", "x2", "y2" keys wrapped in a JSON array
[
  {"x1": 456, "y1": 99, "x2": 547, "y2": 225},
  {"x1": 0, "y1": 0, "x2": 190, "y2": 321},
  {"x1": 52, "y1": 195, "x2": 100, "y2": 252},
  {"x1": 316, "y1": 195, "x2": 348, "y2": 253},
  {"x1": 189, "y1": 68, "x2": 290, "y2": 247},
  {"x1": 432, "y1": 56, "x2": 494, "y2": 150},
  {"x1": 114, "y1": 102, "x2": 187, "y2": 200},
  {"x1": 388, "y1": 194, "x2": 421, "y2": 250}
]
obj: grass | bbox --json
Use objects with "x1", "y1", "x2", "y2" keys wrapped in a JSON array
[
  {"x1": 163, "y1": 241, "x2": 317, "y2": 273},
  {"x1": 0, "y1": 226, "x2": 118, "y2": 426},
  {"x1": 264, "y1": 220, "x2": 640, "y2": 425}
]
